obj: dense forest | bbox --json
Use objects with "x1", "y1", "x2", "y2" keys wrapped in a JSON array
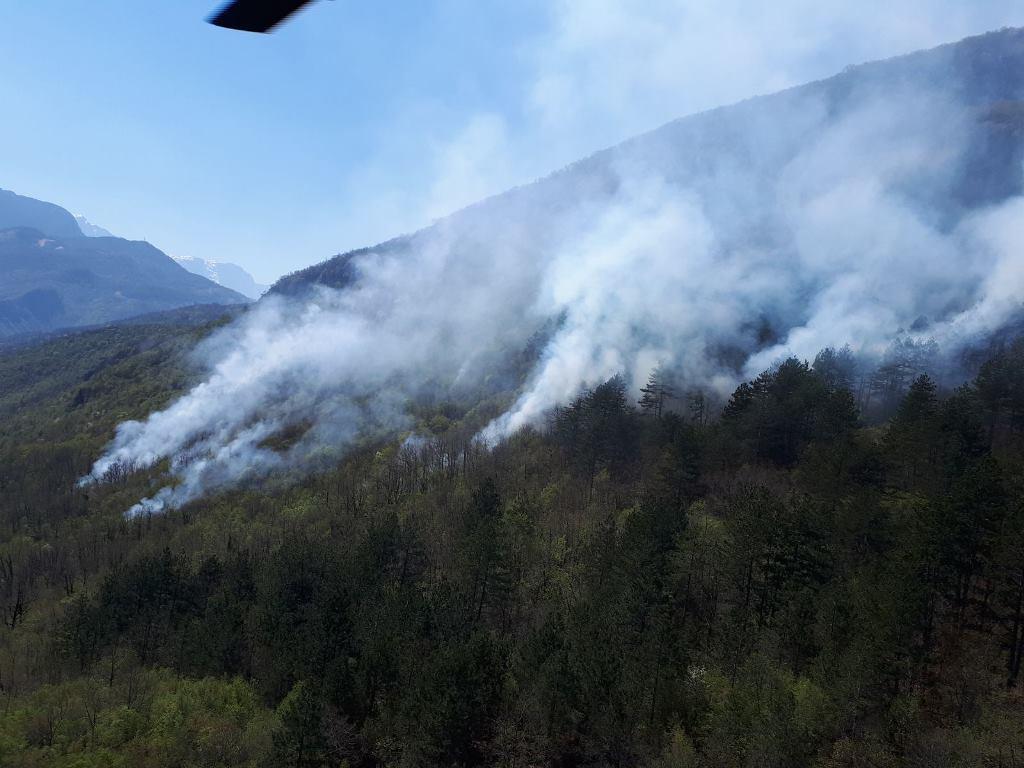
[{"x1": 1, "y1": 315, "x2": 1023, "y2": 767}]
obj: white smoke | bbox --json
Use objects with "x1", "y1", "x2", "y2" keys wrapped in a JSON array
[
  {"x1": 327, "y1": 1, "x2": 1024, "y2": 257},
  {"x1": 83, "y1": 39, "x2": 1024, "y2": 515},
  {"x1": 489, "y1": 89, "x2": 1024, "y2": 438}
]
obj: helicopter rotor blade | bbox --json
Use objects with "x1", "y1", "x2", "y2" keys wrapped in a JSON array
[{"x1": 208, "y1": 0, "x2": 315, "y2": 33}]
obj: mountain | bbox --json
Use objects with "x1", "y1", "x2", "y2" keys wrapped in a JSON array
[
  {"x1": 0, "y1": 188, "x2": 83, "y2": 238},
  {"x1": 0, "y1": 226, "x2": 248, "y2": 336},
  {"x1": 173, "y1": 254, "x2": 268, "y2": 300},
  {"x1": 5, "y1": 26, "x2": 1024, "y2": 768},
  {"x1": 75, "y1": 215, "x2": 115, "y2": 237},
  {"x1": 271, "y1": 27, "x2": 1024, "y2": 300},
  {"x1": 0, "y1": 189, "x2": 249, "y2": 336}
]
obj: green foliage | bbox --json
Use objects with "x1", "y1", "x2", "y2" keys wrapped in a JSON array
[
  {"x1": 2, "y1": 322, "x2": 1024, "y2": 767},
  {"x1": 0, "y1": 672, "x2": 272, "y2": 768},
  {"x1": 273, "y1": 680, "x2": 327, "y2": 768},
  {"x1": 722, "y1": 357, "x2": 859, "y2": 467}
]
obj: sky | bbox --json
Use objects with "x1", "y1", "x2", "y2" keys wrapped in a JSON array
[{"x1": 2, "y1": 1, "x2": 1023, "y2": 284}]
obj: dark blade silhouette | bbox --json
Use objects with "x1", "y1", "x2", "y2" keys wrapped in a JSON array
[{"x1": 208, "y1": 0, "x2": 315, "y2": 33}]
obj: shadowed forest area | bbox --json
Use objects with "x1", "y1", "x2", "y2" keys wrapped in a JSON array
[{"x1": 1, "y1": 317, "x2": 1023, "y2": 767}]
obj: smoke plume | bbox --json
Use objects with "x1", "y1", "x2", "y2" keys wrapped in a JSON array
[{"x1": 84, "y1": 36, "x2": 1024, "y2": 515}]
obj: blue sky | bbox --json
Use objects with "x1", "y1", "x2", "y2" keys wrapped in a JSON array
[{"x1": 2, "y1": 1, "x2": 1022, "y2": 283}]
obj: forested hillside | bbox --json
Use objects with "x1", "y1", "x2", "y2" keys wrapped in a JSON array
[
  {"x1": 3, "y1": 23, "x2": 1024, "y2": 768},
  {"x1": 1, "y1": 316, "x2": 1023, "y2": 767}
]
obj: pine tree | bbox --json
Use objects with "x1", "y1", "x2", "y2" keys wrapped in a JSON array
[
  {"x1": 640, "y1": 367, "x2": 676, "y2": 419},
  {"x1": 687, "y1": 389, "x2": 715, "y2": 427}
]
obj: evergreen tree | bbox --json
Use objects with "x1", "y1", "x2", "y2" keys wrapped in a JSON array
[
  {"x1": 273, "y1": 680, "x2": 327, "y2": 768},
  {"x1": 640, "y1": 366, "x2": 677, "y2": 419}
]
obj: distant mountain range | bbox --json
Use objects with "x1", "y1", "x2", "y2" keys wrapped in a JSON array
[
  {"x1": 0, "y1": 189, "x2": 248, "y2": 336},
  {"x1": 173, "y1": 255, "x2": 268, "y2": 300},
  {"x1": 71, "y1": 212, "x2": 267, "y2": 300},
  {"x1": 74, "y1": 215, "x2": 114, "y2": 238}
]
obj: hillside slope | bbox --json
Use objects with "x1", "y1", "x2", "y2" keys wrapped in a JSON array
[
  {"x1": 3, "y1": 26, "x2": 1024, "y2": 768},
  {"x1": 1, "y1": 289, "x2": 1023, "y2": 767},
  {"x1": 0, "y1": 227, "x2": 247, "y2": 336},
  {"x1": 74, "y1": 215, "x2": 114, "y2": 237},
  {"x1": 0, "y1": 188, "x2": 82, "y2": 238}
]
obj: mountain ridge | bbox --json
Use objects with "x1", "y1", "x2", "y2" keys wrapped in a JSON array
[
  {"x1": 173, "y1": 254, "x2": 269, "y2": 300},
  {"x1": 0, "y1": 187, "x2": 82, "y2": 238},
  {"x1": 270, "y1": 26, "x2": 1024, "y2": 299},
  {"x1": 0, "y1": 225, "x2": 248, "y2": 336},
  {"x1": 75, "y1": 215, "x2": 114, "y2": 237}
]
